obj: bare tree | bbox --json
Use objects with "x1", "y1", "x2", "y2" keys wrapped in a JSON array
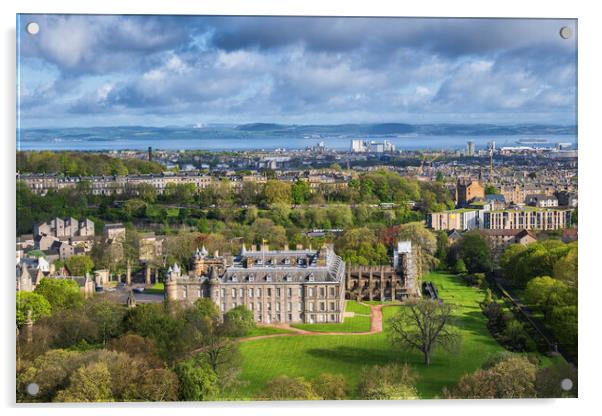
[{"x1": 388, "y1": 299, "x2": 461, "y2": 367}]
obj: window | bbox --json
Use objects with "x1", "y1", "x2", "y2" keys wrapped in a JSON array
[
  {"x1": 239, "y1": 288, "x2": 244, "y2": 298},
  {"x1": 276, "y1": 303, "x2": 280, "y2": 312},
  {"x1": 267, "y1": 303, "x2": 272, "y2": 311},
  {"x1": 276, "y1": 288, "x2": 281, "y2": 297},
  {"x1": 258, "y1": 302, "x2": 262, "y2": 311},
  {"x1": 267, "y1": 288, "x2": 272, "y2": 297},
  {"x1": 248, "y1": 288, "x2": 254, "y2": 297},
  {"x1": 287, "y1": 288, "x2": 292, "y2": 297},
  {"x1": 298, "y1": 302, "x2": 303, "y2": 312},
  {"x1": 329, "y1": 287, "x2": 335, "y2": 297},
  {"x1": 300, "y1": 287, "x2": 304, "y2": 297},
  {"x1": 287, "y1": 302, "x2": 292, "y2": 312},
  {"x1": 320, "y1": 287, "x2": 325, "y2": 298},
  {"x1": 320, "y1": 302, "x2": 325, "y2": 312},
  {"x1": 330, "y1": 314, "x2": 335, "y2": 322},
  {"x1": 308, "y1": 288, "x2": 314, "y2": 297},
  {"x1": 250, "y1": 302, "x2": 254, "y2": 311},
  {"x1": 330, "y1": 302, "x2": 335, "y2": 311},
  {"x1": 231, "y1": 288, "x2": 236, "y2": 298},
  {"x1": 221, "y1": 303, "x2": 225, "y2": 312},
  {"x1": 288, "y1": 313, "x2": 293, "y2": 322},
  {"x1": 257, "y1": 288, "x2": 262, "y2": 297},
  {"x1": 309, "y1": 303, "x2": 314, "y2": 312}
]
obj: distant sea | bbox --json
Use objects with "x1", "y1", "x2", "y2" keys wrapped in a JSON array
[{"x1": 17, "y1": 126, "x2": 578, "y2": 152}]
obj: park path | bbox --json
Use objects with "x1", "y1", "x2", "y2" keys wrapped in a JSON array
[{"x1": 239, "y1": 302, "x2": 384, "y2": 343}]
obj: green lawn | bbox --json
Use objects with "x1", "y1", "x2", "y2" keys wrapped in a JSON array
[
  {"x1": 246, "y1": 326, "x2": 296, "y2": 337},
  {"x1": 345, "y1": 300, "x2": 371, "y2": 315},
  {"x1": 144, "y1": 282, "x2": 164, "y2": 294},
  {"x1": 236, "y1": 272, "x2": 555, "y2": 400},
  {"x1": 291, "y1": 315, "x2": 371, "y2": 333}
]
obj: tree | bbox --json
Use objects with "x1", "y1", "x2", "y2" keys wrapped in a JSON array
[
  {"x1": 55, "y1": 362, "x2": 114, "y2": 402},
  {"x1": 84, "y1": 297, "x2": 126, "y2": 345},
  {"x1": 107, "y1": 334, "x2": 164, "y2": 369},
  {"x1": 260, "y1": 375, "x2": 320, "y2": 400},
  {"x1": 34, "y1": 278, "x2": 84, "y2": 310},
  {"x1": 435, "y1": 231, "x2": 449, "y2": 269},
  {"x1": 445, "y1": 354, "x2": 537, "y2": 399},
  {"x1": 524, "y1": 276, "x2": 575, "y2": 320},
  {"x1": 535, "y1": 362, "x2": 578, "y2": 398},
  {"x1": 453, "y1": 258, "x2": 467, "y2": 274},
  {"x1": 484, "y1": 185, "x2": 499, "y2": 195},
  {"x1": 452, "y1": 230, "x2": 492, "y2": 273},
  {"x1": 262, "y1": 180, "x2": 292, "y2": 205},
  {"x1": 222, "y1": 305, "x2": 256, "y2": 337},
  {"x1": 65, "y1": 255, "x2": 94, "y2": 276},
  {"x1": 174, "y1": 359, "x2": 218, "y2": 401},
  {"x1": 312, "y1": 373, "x2": 347, "y2": 400},
  {"x1": 126, "y1": 368, "x2": 180, "y2": 401},
  {"x1": 388, "y1": 299, "x2": 461, "y2": 367},
  {"x1": 291, "y1": 180, "x2": 311, "y2": 205},
  {"x1": 16, "y1": 291, "x2": 51, "y2": 327},
  {"x1": 357, "y1": 364, "x2": 419, "y2": 400}
]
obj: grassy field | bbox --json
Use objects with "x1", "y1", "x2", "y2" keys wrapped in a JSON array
[
  {"x1": 236, "y1": 272, "x2": 556, "y2": 399},
  {"x1": 345, "y1": 300, "x2": 371, "y2": 315},
  {"x1": 246, "y1": 326, "x2": 296, "y2": 337},
  {"x1": 291, "y1": 315, "x2": 371, "y2": 333},
  {"x1": 144, "y1": 282, "x2": 164, "y2": 294}
]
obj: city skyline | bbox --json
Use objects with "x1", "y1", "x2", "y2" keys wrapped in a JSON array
[{"x1": 18, "y1": 15, "x2": 577, "y2": 128}]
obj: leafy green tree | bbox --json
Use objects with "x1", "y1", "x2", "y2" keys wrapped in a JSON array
[
  {"x1": 84, "y1": 297, "x2": 126, "y2": 345},
  {"x1": 388, "y1": 299, "x2": 461, "y2": 367},
  {"x1": 262, "y1": 180, "x2": 292, "y2": 205},
  {"x1": 311, "y1": 373, "x2": 347, "y2": 400},
  {"x1": 535, "y1": 361, "x2": 578, "y2": 398},
  {"x1": 125, "y1": 368, "x2": 180, "y2": 401},
  {"x1": 260, "y1": 375, "x2": 320, "y2": 400},
  {"x1": 291, "y1": 180, "x2": 311, "y2": 205},
  {"x1": 107, "y1": 334, "x2": 164, "y2": 369},
  {"x1": 174, "y1": 359, "x2": 218, "y2": 401},
  {"x1": 34, "y1": 278, "x2": 84, "y2": 311},
  {"x1": 524, "y1": 276, "x2": 575, "y2": 320},
  {"x1": 222, "y1": 305, "x2": 256, "y2": 337},
  {"x1": 357, "y1": 364, "x2": 419, "y2": 400},
  {"x1": 445, "y1": 354, "x2": 537, "y2": 399},
  {"x1": 484, "y1": 185, "x2": 499, "y2": 194},
  {"x1": 453, "y1": 258, "x2": 467, "y2": 274},
  {"x1": 16, "y1": 291, "x2": 51, "y2": 327},
  {"x1": 65, "y1": 255, "x2": 95, "y2": 276},
  {"x1": 452, "y1": 231, "x2": 492, "y2": 273},
  {"x1": 55, "y1": 362, "x2": 114, "y2": 402}
]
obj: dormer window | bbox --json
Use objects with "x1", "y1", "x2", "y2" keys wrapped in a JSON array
[
  {"x1": 266, "y1": 274, "x2": 272, "y2": 282},
  {"x1": 256, "y1": 259, "x2": 263, "y2": 265},
  {"x1": 308, "y1": 273, "x2": 315, "y2": 282},
  {"x1": 248, "y1": 274, "x2": 255, "y2": 282},
  {"x1": 284, "y1": 258, "x2": 291, "y2": 265},
  {"x1": 283, "y1": 275, "x2": 290, "y2": 282},
  {"x1": 298, "y1": 258, "x2": 304, "y2": 265},
  {"x1": 231, "y1": 275, "x2": 238, "y2": 282}
]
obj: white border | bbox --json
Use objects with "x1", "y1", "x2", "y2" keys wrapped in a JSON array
[{"x1": 2, "y1": 1, "x2": 600, "y2": 415}]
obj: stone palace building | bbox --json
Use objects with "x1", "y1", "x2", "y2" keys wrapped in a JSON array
[{"x1": 164, "y1": 241, "x2": 418, "y2": 324}]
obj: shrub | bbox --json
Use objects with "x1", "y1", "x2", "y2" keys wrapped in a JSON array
[{"x1": 312, "y1": 373, "x2": 347, "y2": 400}]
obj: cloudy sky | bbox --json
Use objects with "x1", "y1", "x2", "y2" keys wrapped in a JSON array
[{"x1": 17, "y1": 15, "x2": 577, "y2": 128}]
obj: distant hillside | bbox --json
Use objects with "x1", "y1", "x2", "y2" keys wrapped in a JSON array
[{"x1": 236, "y1": 123, "x2": 285, "y2": 131}]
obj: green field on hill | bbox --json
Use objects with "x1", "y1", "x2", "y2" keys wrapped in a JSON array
[{"x1": 236, "y1": 272, "x2": 557, "y2": 399}]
